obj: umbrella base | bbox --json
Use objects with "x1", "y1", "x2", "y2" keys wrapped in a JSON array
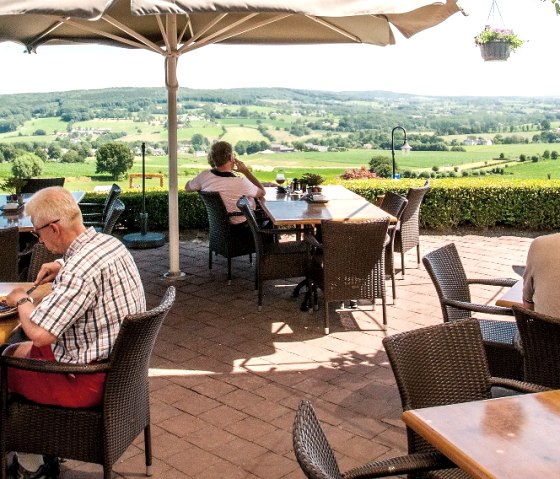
[{"x1": 122, "y1": 232, "x2": 166, "y2": 249}]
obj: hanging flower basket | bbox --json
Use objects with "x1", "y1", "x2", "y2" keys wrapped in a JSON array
[
  {"x1": 474, "y1": 26, "x2": 524, "y2": 62},
  {"x1": 479, "y1": 40, "x2": 511, "y2": 61}
]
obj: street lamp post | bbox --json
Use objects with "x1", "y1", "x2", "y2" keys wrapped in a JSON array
[{"x1": 391, "y1": 126, "x2": 411, "y2": 179}]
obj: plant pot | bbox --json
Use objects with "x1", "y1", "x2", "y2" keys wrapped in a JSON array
[{"x1": 479, "y1": 41, "x2": 511, "y2": 61}]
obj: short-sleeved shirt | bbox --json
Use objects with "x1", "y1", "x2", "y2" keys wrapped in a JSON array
[
  {"x1": 30, "y1": 227, "x2": 146, "y2": 364},
  {"x1": 523, "y1": 232, "x2": 560, "y2": 316},
  {"x1": 187, "y1": 169, "x2": 260, "y2": 224}
]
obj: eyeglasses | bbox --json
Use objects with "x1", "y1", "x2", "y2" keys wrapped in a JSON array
[{"x1": 31, "y1": 219, "x2": 60, "y2": 239}]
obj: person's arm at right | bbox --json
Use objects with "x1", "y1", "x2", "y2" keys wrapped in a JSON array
[
  {"x1": 234, "y1": 159, "x2": 265, "y2": 197},
  {"x1": 185, "y1": 180, "x2": 198, "y2": 192}
]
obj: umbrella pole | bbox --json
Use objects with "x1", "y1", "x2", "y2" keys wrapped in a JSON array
[{"x1": 164, "y1": 15, "x2": 186, "y2": 279}]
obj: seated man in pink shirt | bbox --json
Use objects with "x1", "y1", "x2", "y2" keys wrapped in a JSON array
[{"x1": 185, "y1": 140, "x2": 265, "y2": 226}]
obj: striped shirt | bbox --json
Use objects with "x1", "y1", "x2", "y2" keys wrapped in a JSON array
[{"x1": 30, "y1": 227, "x2": 146, "y2": 364}]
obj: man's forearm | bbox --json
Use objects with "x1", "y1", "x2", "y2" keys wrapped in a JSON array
[{"x1": 244, "y1": 171, "x2": 265, "y2": 196}]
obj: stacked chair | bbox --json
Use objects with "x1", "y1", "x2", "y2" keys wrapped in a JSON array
[{"x1": 80, "y1": 183, "x2": 122, "y2": 230}]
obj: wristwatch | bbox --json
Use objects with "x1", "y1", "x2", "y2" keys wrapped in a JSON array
[{"x1": 16, "y1": 296, "x2": 34, "y2": 306}]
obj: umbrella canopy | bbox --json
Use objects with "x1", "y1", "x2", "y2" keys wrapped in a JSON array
[{"x1": 0, "y1": 0, "x2": 464, "y2": 278}]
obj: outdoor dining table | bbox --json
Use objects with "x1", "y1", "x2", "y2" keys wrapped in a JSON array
[
  {"x1": 402, "y1": 389, "x2": 560, "y2": 478},
  {"x1": 261, "y1": 185, "x2": 395, "y2": 225},
  {"x1": 496, "y1": 279, "x2": 524, "y2": 308},
  {"x1": 0, "y1": 191, "x2": 85, "y2": 232},
  {"x1": 0, "y1": 282, "x2": 53, "y2": 342}
]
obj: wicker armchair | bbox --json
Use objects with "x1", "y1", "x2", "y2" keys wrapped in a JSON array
[
  {"x1": 379, "y1": 191, "x2": 408, "y2": 303},
  {"x1": 0, "y1": 286, "x2": 176, "y2": 479},
  {"x1": 24, "y1": 243, "x2": 62, "y2": 282},
  {"x1": 0, "y1": 226, "x2": 20, "y2": 282},
  {"x1": 382, "y1": 319, "x2": 547, "y2": 479},
  {"x1": 422, "y1": 243, "x2": 522, "y2": 380},
  {"x1": 80, "y1": 183, "x2": 122, "y2": 228},
  {"x1": 308, "y1": 218, "x2": 390, "y2": 334},
  {"x1": 293, "y1": 399, "x2": 454, "y2": 479},
  {"x1": 199, "y1": 191, "x2": 255, "y2": 283},
  {"x1": 99, "y1": 197, "x2": 125, "y2": 235},
  {"x1": 19, "y1": 177, "x2": 65, "y2": 194},
  {"x1": 236, "y1": 196, "x2": 308, "y2": 310},
  {"x1": 394, "y1": 181, "x2": 429, "y2": 276},
  {"x1": 513, "y1": 305, "x2": 560, "y2": 388}
]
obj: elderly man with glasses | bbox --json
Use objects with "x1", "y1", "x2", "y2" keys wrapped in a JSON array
[{"x1": 4, "y1": 186, "x2": 145, "y2": 478}]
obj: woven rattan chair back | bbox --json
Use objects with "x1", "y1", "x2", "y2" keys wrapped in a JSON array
[
  {"x1": 199, "y1": 191, "x2": 254, "y2": 282},
  {"x1": 395, "y1": 180, "x2": 429, "y2": 275},
  {"x1": 101, "y1": 198, "x2": 125, "y2": 235},
  {"x1": 0, "y1": 226, "x2": 20, "y2": 282},
  {"x1": 313, "y1": 218, "x2": 389, "y2": 333},
  {"x1": 26, "y1": 243, "x2": 62, "y2": 282},
  {"x1": 380, "y1": 192, "x2": 408, "y2": 301},
  {"x1": 422, "y1": 243, "x2": 471, "y2": 322},
  {"x1": 81, "y1": 183, "x2": 122, "y2": 228},
  {"x1": 513, "y1": 305, "x2": 560, "y2": 388},
  {"x1": 293, "y1": 400, "x2": 344, "y2": 479},
  {"x1": 0, "y1": 286, "x2": 176, "y2": 479},
  {"x1": 383, "y1": 319, "x2": 493, "y2": 455},
  {"x1": 20, "y1": 177, "x2": 65, "y2": 194},
  {"x1": 237, "y1": 195, "x2": 307, "y2": 310}
]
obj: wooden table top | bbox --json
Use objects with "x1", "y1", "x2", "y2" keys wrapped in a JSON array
[
  {"x1": 261, "y1": 186, "x2": 394, "y2": 225},
  {"x1": 496, "y1": 279, "x2": 523, "y2": 308},
  {"x1": 402, "y1": 389, "x2": 560, "y2": 478},
  {"x1": 0, "y1": 191, "x2": 84, "y2": 231}
]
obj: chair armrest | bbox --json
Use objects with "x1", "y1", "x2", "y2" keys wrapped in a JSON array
[
  {"x1": 490, "y1": 377, "x2": 550, "y2": 394},
  {"x1": 344, "y1": 452, "x2": 455, "y2": 479},
  {"x1": 442, "y1": 298, "x2": 513, "y2": 316},
  {"x1": 0, "y1": 355, "x2": 110, "y2": 375},
  {"x1": 467, "y1": 278, "x2": 517, "y2": 287},
  {"x1": 226, "y1": 211, "x2": 245, "y2": 218}
]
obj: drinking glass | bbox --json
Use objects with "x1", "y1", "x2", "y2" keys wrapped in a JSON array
[{"x1": 275, "y1": 172, "x2": 286, "y2": 185}]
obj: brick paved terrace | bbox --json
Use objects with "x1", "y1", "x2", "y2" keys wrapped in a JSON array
[{"x1": 61, "y1": 229, "x2": 536, "y2": 478}]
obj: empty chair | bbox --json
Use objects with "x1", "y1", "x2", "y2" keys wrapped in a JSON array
[
  {"x1": 382, "y1": 319, "x2": 545, "y2": 479},
  {"x1": 513, "y1": 305, "x2": 560, "y2": 388},
  {"x1": 308, "y1": 218, "x2": 390, "y2": 334},
  {"x1": 0, "y1": 286, "x2": 176, "y2": 479},
  {"x1": 379, "y1": 191, "x2": 408, "y2": 302},
  {"x1": 423, "y1": 242, "x2": 522, "y2": 380},
  {"x1": 20, "y1": 177, "x2": 65, "y2": 194},
  {"x1": 199, "y1": 191, "x2": 255, "y2": 283},
  {"x1": 80, "y1": 183, "x2": 122, "y2": 228},
  {"x1": 394, "y1": 180, "x2": 429, "y2": 276},
  {"x1": 292, "y1": 399, "x2": 454, "y2": 479},
  {"x1": 236, "y1": 195, "x2": 307, "y2": 310},
  {"x1": 0, "y1": 226, "x2": 20, "y2": 282}
]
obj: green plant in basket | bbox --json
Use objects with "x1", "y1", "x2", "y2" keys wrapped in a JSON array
[
  {"x1": 474, "y1": 26, "x2": 524, "y2": 52},
  {"x1": 300, "y1": 172, "x2": 324, "y2": 187}
]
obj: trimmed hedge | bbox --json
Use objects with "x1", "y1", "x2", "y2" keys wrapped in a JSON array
[{"x1": 82, "y1": 178, "x2": 560, "y2": 232}]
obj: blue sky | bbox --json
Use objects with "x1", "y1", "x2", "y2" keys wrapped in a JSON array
[{"x1": 0, "y1": 1, "x2": 557, "y2": 97}]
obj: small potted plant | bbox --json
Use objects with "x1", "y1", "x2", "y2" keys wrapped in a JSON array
[
  {"x1": 474, "y1": 25, "x2": 524, "y2": 62},
  {"x1": 300, "y1": 172, "x2": 324, "y2": 193}
]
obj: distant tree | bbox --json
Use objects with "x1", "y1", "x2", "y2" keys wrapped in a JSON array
[
  {"x1": 33, "y1": 147, "x2": 48, "y2": 162},
  {"x1": 61, "y1": 149, "x2": 84, "y2": 163},
  {"x1": 432, "y1": 166, "x2": 439, "y2": 172},
  {"x1": 368, "y1": 155, "x2": 393, "y2": 178},
  {"x1": 0, "y1": 143, "x2": 17, "y2": 162},
  {"x1": 543, "y1": 150, "x2": 551, "y2": 159},
  {"x1": 191, "y1": 133, "x2": 208, "y2": 150},
  {"x1": 552, "y1": 150, "x2": 559, "y2": 159},
  {"x1": 48, "y1": 144, "x2": 62, "y2": 160},
  {"x1": 95, "y1": 143, "x2": 134, "y2": 180},
  {"x1": 12, "y1": 152, "x2": 44, "y2": 178}
]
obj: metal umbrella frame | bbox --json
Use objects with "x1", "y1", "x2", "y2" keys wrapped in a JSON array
[{"x1": 0, "y1": 0, "x2": 465, "y2": 278}]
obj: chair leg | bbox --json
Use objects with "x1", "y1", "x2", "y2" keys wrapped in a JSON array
[
  {"x1": 401, "y1": 250, "x2": 405, "y2": 277},
  {"x1": 258, "y1": 278, "x2": 263, "y2": 311},
  {"x1": 416, "y1": 244, "x2": 421, "y2": 266},
  {"x1": 324, "y1": 301, "x2": 330, "y2": 335},
  {"x1": 381, "y1": 292, "x2": 387, "y2": 329},
  {"x1": 227, "y1": 257, "x2": 232, "y2": 285},
  {"x1": 144, "y1": 424, "x2": 153, "y2": 477},
  {"x1": 208, "y1": 249, "x2": 212, "y2": 270}
]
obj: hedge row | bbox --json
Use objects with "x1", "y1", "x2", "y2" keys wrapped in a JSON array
[{"x1": 82, "y1": 178, "x2": 560, "y2": 232}]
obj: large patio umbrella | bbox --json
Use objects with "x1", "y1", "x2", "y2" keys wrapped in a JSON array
[{"x1": 0, "y1": 0, "x2": 465, "y2": 279}]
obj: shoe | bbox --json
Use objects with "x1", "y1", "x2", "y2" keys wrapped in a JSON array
[{"x1": 6, "y1": 455, "x2": 60, "y2": 479}]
